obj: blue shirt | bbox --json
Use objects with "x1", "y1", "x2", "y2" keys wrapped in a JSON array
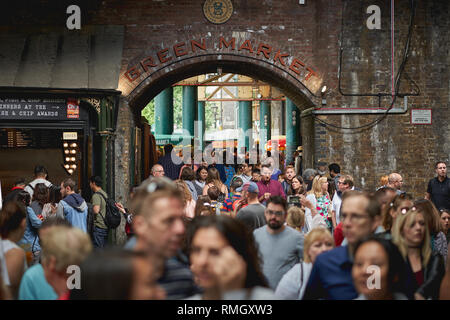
[
  {"x1": 303, "y1": 246, "x2": 357, "y2": 300},
  {"x1": 18, "y1": 264, "x2": 58, "y2": 300}
]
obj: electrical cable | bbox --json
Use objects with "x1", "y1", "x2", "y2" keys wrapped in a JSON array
[{"x1": 313, "y1": 0, "x2": 418, "y2": 131}]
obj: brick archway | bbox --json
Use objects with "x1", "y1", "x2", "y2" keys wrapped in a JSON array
[{"x1": 124, "y1": 53, "x2": 318, "y2": 117}]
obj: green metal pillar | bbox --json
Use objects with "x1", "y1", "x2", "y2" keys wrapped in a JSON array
[
  {"x1": 98, "y1": 99, "x2": 108, "y2": 190},
  {"x1": 197, "y1": 101, "x2": 205, "y2": 151},
  {"x1": 259, "y1": 100, "x2": 271, "y2": 151},
  {"x1": 155, "y1": 87, "x2": 174, "y2": 135},
  {"x1": 182, "y1": 86, "x2": 197, "y2": 136},
  {"x1": 286, "y1": 98, "x2": 300, "y2": 165},
  {"x1": 238, "y1": 101, "x2": 252, "y2": 151}
]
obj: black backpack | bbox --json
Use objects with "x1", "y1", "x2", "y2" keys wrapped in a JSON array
[
  {"x1": 86, "y1": 203, "x2": 95, "y2": 237},
  {"x1": 94, "y1": 192, "x2": 121, "y2": 229}
]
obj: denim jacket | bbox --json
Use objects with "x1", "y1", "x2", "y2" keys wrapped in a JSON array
[
  {"x1": 57, "y1": 193, "x2": 88, "y2": 232},
  {"x1": 19, "y1": 206, "x2": 42, "y2": 253}
]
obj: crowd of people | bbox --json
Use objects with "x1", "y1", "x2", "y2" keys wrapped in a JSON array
[{"x1": 0, "y1": 145, "x2": 449, "y2": 300}]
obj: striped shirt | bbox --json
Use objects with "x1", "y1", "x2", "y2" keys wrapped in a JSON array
[{"x1": 158, "y1": 256, "x2": 201, "y2": 299}]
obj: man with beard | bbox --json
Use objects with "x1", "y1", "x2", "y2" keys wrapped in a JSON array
[
  {"x1": 57, "y1": 178, "x2": 88, "y2": 232},
  {"x1": 253, "y1": 196, "x2": 304, "y2": 289},
  {"x1": 257, "y1": 165, "x2": 286, "y2": 206},
  {"x1": 281, "y1": 165, "x2": 296, "y2": 196}
]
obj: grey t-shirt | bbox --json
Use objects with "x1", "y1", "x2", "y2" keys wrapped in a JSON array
[
  {"x1": 253, "y1": 226, "x2": 304, "y2": 290},
  {"x1": 236, "y1": 203, "x2": 267, "y2": 232}
]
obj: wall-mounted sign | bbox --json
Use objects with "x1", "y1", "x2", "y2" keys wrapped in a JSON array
[
  {"x1": 203, "y1": 0, "x2": 233, "y2": 24},
  {"x1": 0, "y1": 98, "x2": 87, "y2": 121},
  {"x1": 411, "y1": 109, "x2": 432, "y2": 125},
  {"x1": 63, "y1": 132, "x2": 78, "y2": 140}
]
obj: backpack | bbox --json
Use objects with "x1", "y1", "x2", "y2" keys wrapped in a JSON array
[
  {"x1": 86, "y1": 203, "x2": 95, "y2": 237},
  {"x1": 94, "y1": 192, "x2": 121, "y2": 229}
]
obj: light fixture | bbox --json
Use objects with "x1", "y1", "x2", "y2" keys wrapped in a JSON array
[
  {"x1": 71, "y1": 143, "x2": 77, "y2": 148},
  {"x1": 63, "y1": 143, "x2": 68, "y2": 148},
  {"x1": 68, "y1": 169, "x2": 73, "y2": 174},
  {"x1": 71, "y1": 164, "x2": 77, "y2": 169},
  {"x1": 65, "y1": 164, "x2": 70, "y2": 169},
  {"x1": 70, "y1": 150, "x2": 76, "y2": 154},
  {"x1": 64, "y1": 150, "x2": 69, "y2": 154},
  {"x1": 257, "y1": 93, "x2": 262, "y2": 99},
  {"x1": 71, "y1": 157, "x2": 76, "y2": 161},
  {"x1": 321, "y1": 85, "x2": 327, "y2": 94}
]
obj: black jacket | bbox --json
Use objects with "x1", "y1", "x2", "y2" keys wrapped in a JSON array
[{"x1": 406, "y1": 252, "x2": 446, "y2": 300}]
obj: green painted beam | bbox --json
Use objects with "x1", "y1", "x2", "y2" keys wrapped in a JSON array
[
  {"x1": 197, "y1": 101, "x2": 205, "y2": 151},
  {"x1": 286, "y1": 98, "x2": 300, "y2": 164},
  {"x1": 182, "y1": 86, "x2": 197, "y2": 136},
  {"x1": 259, "y1": 100, "x2": 271, "y2": 149},
  {"x1": 238, "y1": 101, "x2": 252, "y2": 151},
  {"x1": 155, "y1": 87, "x2": 174, "y2": 135}
]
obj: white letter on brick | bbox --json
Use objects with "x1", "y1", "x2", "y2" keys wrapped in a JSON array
[
  {"x1": 366, "y1": 5, "x2": 381, "y2": 30},
  {"x1": 66, "y1": 5, "x2": 81, "y2": 30}
]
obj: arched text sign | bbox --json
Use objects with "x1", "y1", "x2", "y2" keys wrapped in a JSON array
[{"x1": 119, "y1": 35, "x2": 320, "y2": 97}]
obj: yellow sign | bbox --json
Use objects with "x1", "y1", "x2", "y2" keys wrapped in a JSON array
[{"x1": 203, "y1": 0, "x2": 233, "y2": 24}]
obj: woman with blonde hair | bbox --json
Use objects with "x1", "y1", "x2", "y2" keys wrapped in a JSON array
[
  {"x1": 304, "y1": 176, "x2": 332, "y2": 232},
  {"x1": 175, "y1": 180, "x2": 196, "y2": 220},
  {"x1": 202, "y1": 167, "x2": 228, "y2": 202},
  {"x1": 275, "y1": 227, "x2": 334, "y2": 299},
  {"x1": 286, "y1": 206, "x2": 305, "y2": 233},
  {"x1": 413, "y1": 199, "x2": 448, "y2": 263},
  {"x1": 392, "y1": 208, "x2": 445, "y2": 300}
]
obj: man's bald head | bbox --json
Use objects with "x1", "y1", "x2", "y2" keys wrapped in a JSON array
[
  {"x1": 387, "y1": 173, "x2": 403, "y2": 190},
  {"x1": 151, "y1": 164, "x2": 165, "y2": 177}
]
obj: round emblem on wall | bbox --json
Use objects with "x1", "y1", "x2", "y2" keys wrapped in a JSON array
[{"x1": 203, "y1": 0, "x2": 233, "y2": 24}]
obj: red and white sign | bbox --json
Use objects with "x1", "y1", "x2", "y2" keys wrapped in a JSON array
[{"x1": 67, "y1": 99, "x2": 80, "y2": 119}]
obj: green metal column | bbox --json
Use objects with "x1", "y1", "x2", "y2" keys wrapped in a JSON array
[
  {"x1": 99, "y1": 99, "x2": 108, "y2": 190},
  {"x1": 238, "y1": 101, "x2": 252, "y2": 151},
  {"x1": 259, "y1": 100, "x2": 271, "y2": 151},
  {"x1": 182, "y1": 86, "x2": 197, "y2": 136},
  {"x1": 197, "y1": 101, "x2": 205, "y2": 151},
  {"x1": 286, "y1": 98, "x2": 300, "y2": 165},
  {"x1": 155, "y1": 87, "x2": 174, "y2": 135}
]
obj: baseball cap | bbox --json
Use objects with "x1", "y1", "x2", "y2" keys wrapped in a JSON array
[{"x1": 237, "y1": 181, "x2": 259, "y2": 193}]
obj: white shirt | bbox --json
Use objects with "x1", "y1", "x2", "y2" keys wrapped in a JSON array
[
  {"x1": 275, "y1": 262, "x2": 313, "y2": 300},
  {"x1": 24, "y1": 178, "x2": 52, "y2": 198},
  {"x1": 303, "y1": 194, "x2": 328, "y2": 233},
  {"x1": 332, "y1": 190, "x2": 342, "y2": 225}
]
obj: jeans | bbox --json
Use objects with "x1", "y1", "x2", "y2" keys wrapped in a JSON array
[{"x1": 93, "y1": 227, "x2": 109, "y2": 248}]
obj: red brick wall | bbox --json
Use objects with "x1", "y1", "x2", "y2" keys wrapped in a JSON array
[{"x1": 4, "y1": 0, "x2": 449, "y2": 198}]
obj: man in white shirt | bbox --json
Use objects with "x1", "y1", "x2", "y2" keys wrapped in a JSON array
[
  {"x1": 24, "y1": 166, "x2": 53, "y2": 198},
  {"x1": 331, "y1": 175, "x2": 354, "y2": 229}
]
